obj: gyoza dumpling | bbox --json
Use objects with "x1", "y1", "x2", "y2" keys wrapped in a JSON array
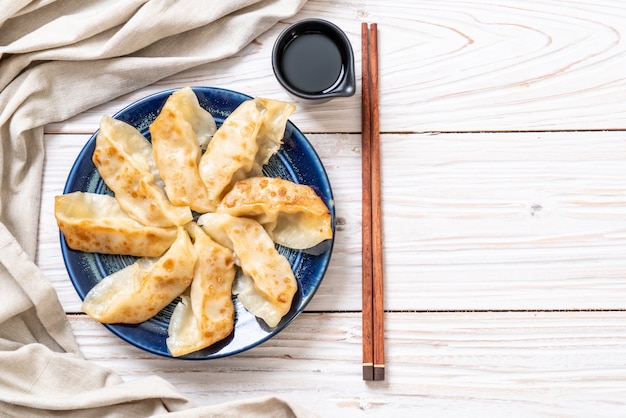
[
  {"x1": 251, "y1": 98, "x2": 296, "y2": 175},
  {"x1": 197, "y1": 213, "x2": 297, "y2": 327},
  {"x1": 197, "y1": 98, "x2": 296, "y2": 209},
  {"x1": 162, "y1": 86, "x2": 217, "y2": 150},
  {"x1": 92, "y1": 115, "x2": 193, "y2": 227},
  {"x1": 217, "y1": 176, "x2": 332, "y2": 249},
  {"x1": 166, "y1": 222, "x2": 236, "y2": 357},
  {"x1": 198, "y1": 99, "x2": 266, "y2": 210},
  {"x1": 55, "y1": 192, "x2": 177, "y2": 257},
  {"x1": 150, "y1": 88, "x2": 216, "y2": 213},
  {"x1": 82, "y1": 226, "x2": 197, "y2": 324},
  {"x1": 231, "y1": 271, "x2": 286, "y2": 331}
]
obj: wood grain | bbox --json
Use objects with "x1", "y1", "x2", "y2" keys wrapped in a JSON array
[
  {"x1": 69, "y1": 311, "x2": 626, "y2": 417},
  {"x1": 44, "y1": 0, "x2": 626, "y2": 134}
]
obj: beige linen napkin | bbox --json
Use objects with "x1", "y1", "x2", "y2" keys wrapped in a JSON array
[{"x1": 0, "y1": 1, "x2": 317, "y2": 417}]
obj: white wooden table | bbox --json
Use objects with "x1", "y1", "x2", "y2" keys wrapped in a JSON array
[{"x1": 38, "y1": 1, "x2": 626, "y2": 416}]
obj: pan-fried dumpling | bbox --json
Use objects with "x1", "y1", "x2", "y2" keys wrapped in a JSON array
[
  {"x1": 82, "y1": 226, "x2": 197, "y2": 324},
  {"x1": 150, "y1": 88, "x2": 216, "y2": 213},
  {"x1": 197, "y1": 213, "x2": 297, "y2": 327},
  {"x1": 217, "y1": 176, "x2": 332, "y2": 249},
  {"x1": 162, "y1": 86, "x2": 217, "y2": 150},
  {"x1": 198, "y1": 99, "x2": 266, "y2": 210},
  {"x1": 92, "y1": 115, "x2": 193, "y2": 227},
  {"x1": 197, "y1": 98, "x2": 296, "y2": 209},
  {"x1": 166, "y1": 222, "x2": 236, "y2": 357},
  {"x1": 251, "y1": 98, "x2": 296, "y2": 175},
  {"x1": 55, "y1": 192, "x2": 177, "y2": 257},
  {"x1": 231, "y1": 271, "x2": 285, "y2": 331}
]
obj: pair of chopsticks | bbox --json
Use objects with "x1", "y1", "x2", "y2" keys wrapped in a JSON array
[{"x1": 361, "y1": 22, "x2": 385, "y2": 381}]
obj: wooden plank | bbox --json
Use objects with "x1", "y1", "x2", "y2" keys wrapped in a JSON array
[
  {"x1": 42, "y1": 131, "x2": 626, "y2": 312},
  {"x1": 69, "y1": 311, "x2": 626, "y2": 416},
  {"x1": 45, "y1": 0, "x2": 626, "y2": 135},
  {"x1": 383, "y1": 131, "x2": 626, "y2": 310}
]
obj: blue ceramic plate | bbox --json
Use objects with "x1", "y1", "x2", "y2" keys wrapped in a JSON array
[{"x1": 61, "y1": 87, "x2": 334, "y2": 359}]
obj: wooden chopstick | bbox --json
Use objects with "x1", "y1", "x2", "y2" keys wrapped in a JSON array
[
  {"x1": 362, "y1": 22, "x2": 385, "y2": 381},
  {"x1": 361, "y1": 22, "x2": 374, "y2": 382},
  {"x1": 369, "y1": 23, "x2": 385, "y2": 382}
]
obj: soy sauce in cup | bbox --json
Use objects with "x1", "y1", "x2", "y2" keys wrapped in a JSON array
[{"x1": 272, "y1": 19, "x2": 355, "y2": 103}]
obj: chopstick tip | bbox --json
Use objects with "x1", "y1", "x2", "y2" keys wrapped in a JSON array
[
  {"x1": 362, "y1": 364, "x2": 374, "y2": 381},
  {"x1": 373, "y1": 365, "x2": 385, "y2": 381}
]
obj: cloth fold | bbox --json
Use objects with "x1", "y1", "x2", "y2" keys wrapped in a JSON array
[{"x1": 0, "y1": 1, "x2": 316, "y2": 416}]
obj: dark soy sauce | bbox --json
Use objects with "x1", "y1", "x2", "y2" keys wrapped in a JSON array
[{"x1": 280, "y1": 33, "x2": 343, "y2": 94}]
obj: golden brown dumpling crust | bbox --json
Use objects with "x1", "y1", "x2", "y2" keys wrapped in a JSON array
[
  {"x1": 55, "y1": 192, "x2": 177, "y2": 257},
  {"x1": 217, "y1": 176, "x2": 332, "y2": 249},
  {"x1": 198, "y1": 213, "x2": 297, "y2": 325},
  {"x1": 197, "y1": 97, "x2": 297, "y2": 210},
  {"x1": 150, "y1": 88, "x2": 215, "y2": 213},
  {"x1": 81, "y1": 227, "x2": 197, "y2": 324},
  {"x1": 93, "y1": 115, "x2": 192, "y2": 227},
  {"x1": 198, "y1": 100, "x2": 266, "y2": 209},
  {"x1": 166, "y1": 223, "x2": 236, "y2": 357}
]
